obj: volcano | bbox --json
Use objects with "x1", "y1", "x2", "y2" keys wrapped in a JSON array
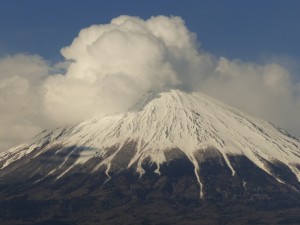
[{"x1": 1, "y1": 90, "x2": 300, "y2": 225}]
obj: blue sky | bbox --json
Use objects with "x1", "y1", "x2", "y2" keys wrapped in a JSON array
[{"x1": 0, "y1": 0, "x2": 300, "y2": 65}]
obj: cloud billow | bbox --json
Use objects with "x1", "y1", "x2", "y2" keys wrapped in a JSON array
[{"x1": 0, "y1": 15, "x2": 300, "y2": 151}]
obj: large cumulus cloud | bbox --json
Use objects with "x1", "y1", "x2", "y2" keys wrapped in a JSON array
[
  {"x1": 43, "y1": 16, "x2": 210, "y2": 122},
  {"x1": 1, "y1": 15, "x2": 300, "y2": 151}
]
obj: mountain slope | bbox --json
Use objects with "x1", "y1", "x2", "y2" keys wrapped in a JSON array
[
  {"x1": 0, "y1": 90, "x2": 300, "y2": 225},
  {"x1": 1, "y1": 90, "x2": 300, "y2": 193}
]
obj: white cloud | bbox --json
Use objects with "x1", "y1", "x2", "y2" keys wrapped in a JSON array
[
  {"x1": 1, "y1": 15, "x2": 300, "y2": 152},
  {"x1": 201, "y1": 57, "x2": 300, "y2": 136},
  {"x1": 0, "y1": 54, "x2": 49, "y2": 150},
  {"x1": 43, "y1": 15, "x2": 200, "y2": 125}
]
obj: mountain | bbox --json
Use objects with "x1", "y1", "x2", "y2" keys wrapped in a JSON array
[{"x1": 1, "y1": 90, "x2": 300, "y2": 225}]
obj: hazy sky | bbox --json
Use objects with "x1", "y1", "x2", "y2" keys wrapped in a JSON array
[{"x1": 0, "y1": 1, "x2": 300, "y2": 151}]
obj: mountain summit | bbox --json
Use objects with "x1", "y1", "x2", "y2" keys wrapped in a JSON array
[{"x1": 1, "y1": 90, "x2": 300, "y2": 225}]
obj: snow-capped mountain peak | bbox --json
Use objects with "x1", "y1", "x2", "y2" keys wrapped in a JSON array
[{"x1": 1, "y1": 89, "x2": 300, "y2": 198}]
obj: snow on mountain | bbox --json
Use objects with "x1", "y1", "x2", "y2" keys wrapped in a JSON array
[{"x1": 1, "y1": 89, "x2": 300, "y2": 198}]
